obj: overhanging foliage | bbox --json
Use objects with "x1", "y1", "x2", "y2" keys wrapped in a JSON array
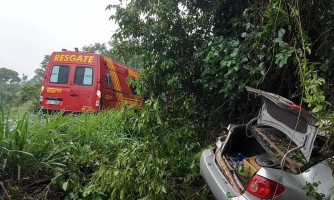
[{"x1": 108, "y1": 0, "x2": 334, "y2": 126}]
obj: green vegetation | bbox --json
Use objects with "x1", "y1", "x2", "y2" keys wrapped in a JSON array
[
  {"x1": 1, "y1": 0, "x2": 334, "y2": 199},
  {"x1": 108, "y1": 0, "x2": 334, "y2": 127},
  {"x1": 0, "y1": 102, "x2": 211, "y2": 199},
  {"x1": 302, "y1": 182, "x2": 325, "y2": 200},
  {"x1": 0, "y1": 67, "x2": 22, "y2": 109}
]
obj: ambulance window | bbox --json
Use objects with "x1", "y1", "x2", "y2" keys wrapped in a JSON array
[
  {"x1": 130, "y1": 85, "x2": 137, "y2": 95},
  {"x1": 74, "y1": 67, "x2": 93, "y2": 85},
  {"x1": 105, "y1": 73, "x2": 111, "y2": 85},
  {"x1": 50, "y1": 65, "x2": 69, "y2": 84}
]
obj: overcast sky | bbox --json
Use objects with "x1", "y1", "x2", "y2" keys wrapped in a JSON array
[{"x1": 0, "y1": 0, "x2": 118, "y2": 79}]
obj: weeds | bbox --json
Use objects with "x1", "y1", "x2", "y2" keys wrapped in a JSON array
[{"x1": 0, "y1": 101, "x2": 211, "y2": 199}]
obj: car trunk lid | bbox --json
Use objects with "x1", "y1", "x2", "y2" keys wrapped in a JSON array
[{"x1": 246, "y1": 86, "x2": 318, "y2": 161}]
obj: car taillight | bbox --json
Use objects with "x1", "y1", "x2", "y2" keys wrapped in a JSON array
[{"x1": 246, "y1": 175, "x2": 285, "y2": 199}]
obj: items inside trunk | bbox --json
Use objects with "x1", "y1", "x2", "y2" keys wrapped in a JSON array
[{"x1": 216, "y1": 125, "x2": 331, "y2": 191}]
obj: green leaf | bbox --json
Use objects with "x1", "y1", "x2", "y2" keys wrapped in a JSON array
[
  {"x1": 246, "y1": 23, "x2": 251, "y2": 30},
  {"x1": 257, "y1": 54, "x2": 264, "y2": 61},
  {"x1": 161, "y1": 185, "x2": 167, "y2": 193},
  {"x1": 312, "y1": 105, "x2": 322, "y2": 113},
  {"x1": 62, "y1": 181, "x2": 69, "y2": 191},
  {"x1": 278, "y1": 29, "x2": 285, "y2": 39},
  {"x1": 120, "y1": 190, "x2": 125, "y2": 199},
  {"x1": 330, "y1": 194, "x2": 334, "y2": 200}
]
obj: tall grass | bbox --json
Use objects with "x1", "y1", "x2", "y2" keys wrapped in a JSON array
[{"x1": 0, "y1": 102, "x2": 212, "y2": 199}]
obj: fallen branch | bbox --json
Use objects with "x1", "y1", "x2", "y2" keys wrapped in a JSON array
[
  {"x1": 44, "y1": 185, "x2": 50, "y2": 200},
  {"x1": 223, "y1": 156, "x2": 245, "y2": 191},
  {"x1": 215, "y1": 148, "x2": 242, "y2": 195},
  {"x1": 255, "y1": 128, "x2": 303, "y2": 172},
  {"x1": 0, "y1": 181, "x2": 11, "y2": 200},
  {"x1": 24, "y1": 179, "x2": 51, "y2": 190}
]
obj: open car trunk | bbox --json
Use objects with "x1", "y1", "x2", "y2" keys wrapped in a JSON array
[
  {"x1": 213, "y1": 87, "x2": 332, "y2": 194},
  {"x1": 215, "y1": 125, "x2": 330, "y2": 194}
]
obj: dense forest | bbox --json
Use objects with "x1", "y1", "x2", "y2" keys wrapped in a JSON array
[{"x1": 1, "y1": 0, "x2": 334, "y2": 199}]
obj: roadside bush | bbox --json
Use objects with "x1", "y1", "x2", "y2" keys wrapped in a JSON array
[{"x1": 0, "y1": 100, "x2": 211, "y2": 199}]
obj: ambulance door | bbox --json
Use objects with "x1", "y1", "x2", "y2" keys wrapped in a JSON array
[
  {"x1": 43, "y1": 65, "x2": 71, "y2": 111},
  {"x1": 70, "y1": 66, "x2": 97, "y2": 112}
]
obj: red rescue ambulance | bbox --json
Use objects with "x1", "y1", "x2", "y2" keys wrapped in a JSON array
[{"x1": 40, "y1": 49, "x2": 141, "y2": 113}]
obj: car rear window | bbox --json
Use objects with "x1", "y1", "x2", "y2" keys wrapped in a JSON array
[
  {"x1": 50, "y1": 65, "x2": 69, "y2": 84},
  {"x1": 74, "y1": 66, "x2": 93, "y2": 86}
]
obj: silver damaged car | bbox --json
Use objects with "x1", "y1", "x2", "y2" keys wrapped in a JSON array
[{"x1": 200, "y1": 87, "x2": 334, "y2": 200}]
